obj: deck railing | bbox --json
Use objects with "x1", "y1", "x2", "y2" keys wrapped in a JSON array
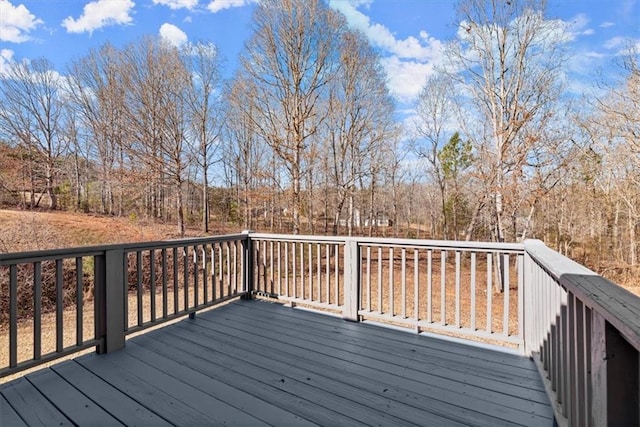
[
  {"x1": 0, "y1": 233, "x2": 247, "y2": 378},
  {"x1": 1, "y1": 232, "x2": 639, "y2": 426}
]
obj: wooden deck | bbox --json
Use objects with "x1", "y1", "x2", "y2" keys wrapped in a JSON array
[{"x1": 1, "y1": 299, "x2": 554, "y2": 426}]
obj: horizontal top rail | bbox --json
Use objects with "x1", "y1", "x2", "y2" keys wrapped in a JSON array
[
  {"x1": 0, "y1": 233, "x2": 248, "y2": 264},
  {"x1": 525, "y1": 239, "x2": 640, "y2": 351},
  {"x1": 249, "y1": 233, "x2": 525, "y2": 252},
  {"x1": 248, "y1": 233, "x2": 347, "y2": 244}
]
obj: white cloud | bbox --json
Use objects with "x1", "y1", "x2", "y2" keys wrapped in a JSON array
[
  {"x1": 604, "y1": 36, "x2": 626, "y2": 50},
  {"x1": 62, "y1": 0, "x2": 135, "y2": 34},
  {"x1": 380, "y1": 56, "x2": 434, "y2": 104},
  {"x1": 159, "y1": 23, "x2": 187, "y2": 47},
  {"x1": 0, "y1": 49, "x2": 15, "y2": 75},
  {"x1": 153, "y1": 0, "x2": 197, "y2": 10},
  {"x1": 328, "y1": 0, "x2": 444, "y2": 103},
  {"x1": 329, "y1": 0, "x2": 443, "y2": 61},
  {"x1": 207, "y1": 0, "x2": 253, "y2": 13},
  {"x1": 600, "y1": 21, "x2": 615, "y2": 28},
  {"x1": 0, "y1": 0, "x2": 43, "y2": 42},
  {"x1": 565, "y1": 13, "x2": 594, "y2": 39}
]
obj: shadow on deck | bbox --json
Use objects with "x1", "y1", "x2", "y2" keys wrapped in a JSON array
[{"x1": 1, "y1": 299, "x2": 554, "y2": 426}]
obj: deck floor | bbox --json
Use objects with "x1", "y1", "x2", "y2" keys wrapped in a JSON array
[{"x1": 1, "y1": 299, "x2": 554, "y2": 426}]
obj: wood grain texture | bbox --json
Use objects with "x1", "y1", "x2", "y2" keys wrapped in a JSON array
[{"x1": 1, "y1": 299, "x2": 554, "y2": 426}]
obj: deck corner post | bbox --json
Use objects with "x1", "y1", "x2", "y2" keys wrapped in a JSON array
[
  {"x1": 343, "y1": 238, "x2": 360, "y2": 322},
  {"x1": 96, "y1": 248, "x2": 126, "y2": 354},
  {"x1": 241, "y1": 230, "x2": 254, "y2": 300}
]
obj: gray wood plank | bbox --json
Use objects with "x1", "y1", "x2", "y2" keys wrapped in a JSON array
[
  {"x1": 229, "y1": 301, "x2": 548, "y2": 393},
  {"x1": 124, "y1": 341, "x2": 317, "y2": 426},
  {"x1": 238, "y1": 300, "x2": 537, "y2": 371},
  {"x1": 78, "y1": 352, "x2": 266, "y2": 426},
  {"x1": 140, "y1": 329, "x2": 432, "y2": 427},
  {"x1": 26, "y1": 368, "x2": 122, "y2": 426},
  {"x1": 192, "y1": 304, "x2": 554, "y2": 424},
  {"x1": 0, "y1": 377, "x2": 72, "y2": 426},
  {"x1": 51, "y1": 360, "x2": 172, "y2": 427},
  {"x1": 75, "y1": 354, "x2": 215, "y2": 426},
  {"x1": 160, "y1": 317, "x2": 525, "y2": 426},
  {"x1": 131, "y1": 334, "x2": 366, "y2": 427},
  {"x1": 1, "y1": 394, "x2": 27, "y2": 427}
]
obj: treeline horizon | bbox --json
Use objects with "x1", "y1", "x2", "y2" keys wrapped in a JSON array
[{"x1": 0, "y1": 0, "x2": 638, "y2": 285}]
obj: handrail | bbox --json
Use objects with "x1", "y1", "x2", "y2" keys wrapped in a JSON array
[
  {"x1": 523, "y1": 239, "x2": 640, "y2": 426},
  {"x1": 0, "y1": 233, "x2": 249, "y2": 379},
  {"x1": 250, "y1": 233, "x2": 525, "y2": 348},
  {"x1": 2, "y1": 232, "x2": 639, "y2": 427},
  {"x1": 0, "y1": 233, "x2": 248, "y2": 265}
]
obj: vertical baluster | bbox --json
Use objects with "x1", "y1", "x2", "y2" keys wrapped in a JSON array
[
  {"x1": 377, "y1": 247, "x2": 382, "y2": 314},
  {"x1": 316, "y1": 243, "x2": 321, "y2": 302},
  {"x1": 233, "y1": 241, "x2": 238, "y2": 293},
  {"x1": 427, "y1": 250, "x2": 432, "y2": 323},
  {"x1": 173, "y1": 247, "x2": 179, "y2": 314},
  {"x1": 503, "y1": 254, "x2": 510, "y2": 336},
  {"x1": 56, "y1": 259, "x2": 63, "y2": 352},
  {"x1": 183, "y1": 246, "x2": 189, "y2": 311},
  {"x1": 300, "y1": 242, "x2": 305, "y2": 299},
  {"x1": 214, "y1": 243, "x2": 222, "y2": 301},
  {"x1": 76, "y1": 257, "x2": 83, "y2": 345},
  {"x1": 584, "y1": 305, "x2": 592, "y2": 424},
  {"x1": 470, "y1": 252, "x2": 477, "y2": 331},
  {"x1": 366, "y1": 246, "x2": 371, "y2": 312},
  {"x1": 285, "y1": 242, "x2": 289, "y2": 297},
  {"x1": 440, "y1": 251, "x2": 446, "y2": 326},
  {"x1": 401, "y1": 248, "x2": 406, "y2": 318},
  {"x1": 270, "y1": 241, "x2": 274, "y2": 294},
  {"x1": 455, "y1": 251, "x2": 461, "y2": 328},
  {"x1": 308, "y1": 243, "x2": 312, "y2": 301},
  {"x1": 292, "y1": 241, "x2": 297, "y2": 299},
  {"x1": 414, "y1": 249, "x2": 419, "y2": 322},
  {"x1": 9, "y1": 264, "x2": 17, "y2": 367},
  {"x1": 517, "y1": 253, "x2": 524, "y2": 345},
  {"x1": 218, "y1": 242, "x2": 223, "y2": 297},
  {"x1": 325, "y1": 244, "x2": 330, "y2": 303},
  {"x1": 137, "y1": 251, "x2": 143, "y2": 326},
  {"x1": 150, "y1": 249, "x2": 156, "y2": 321},
  {"x1": 34, "y1": 262, "x2": 42, "y2": 360},
  {"x1": 227, "y1": 241, "x2": 231, "y2": 296},
  {"x1": 201, "y1": 245, "x2": 208, "y2": 304},
  {"x1": 162, "y1": 248, "x2": 168, "y2": 317},
  {"x1": 486, "y1": 253, "x2": 492, "y2": 333},
  {"x1": 334, "y1": 244, "x2": 339, "y2": 305},
  {"x1": 194, "y1": 246, "x2": 200, "y2": 309},
  {"x1": 277, "y1": 241, "x2": 282, "y2": 296},
  {"x1": 389, "y1": 247, "x2": 394, "y2": 316}
]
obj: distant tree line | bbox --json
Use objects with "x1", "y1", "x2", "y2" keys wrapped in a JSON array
[{"x1": 0, "y1": 0, "x2": 638, "y2": 284}]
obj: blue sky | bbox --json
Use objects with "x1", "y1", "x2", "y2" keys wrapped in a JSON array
[{"x1": 1, "y1": 0, "x2": 639, "y2": 111}]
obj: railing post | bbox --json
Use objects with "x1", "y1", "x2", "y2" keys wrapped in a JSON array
[
  {"x1": 95, "y1": 248, "x2": 125, "y2": 354},
  {"x1": 590, "y1": 310, "x2": 639, "y2": 426},
  {"x1": 241, "y1": 230, "x2": 254, "y2": 300},
  {"x1": 343, "y1": 238, "x2": 360, "y2": 322}
]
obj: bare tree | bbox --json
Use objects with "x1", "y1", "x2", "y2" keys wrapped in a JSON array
[
  {"x1": 237, "y1": 0, "x2": 344, "y2": 234},
  {"x1": 121, "y1": 37, "x2": 191, "y2": 235},
  {"x1": 67, "y1": 44, "x2": 127, "y2": 215},
  {"x1": 443, "y1": 0, "x2": 568, "y2": 243},
  {"x1": 183, "y1": 41, "x2": 224, "y2": 233},
  {"x1": 0, "y1": 58, "x2": 67, "y2": 209},
  {"x1": 413, "y1": 74, "x2": 456, "y2": 238},
  {"x1": 326, "y1": 29, "x2": 395, "y2": 236}
]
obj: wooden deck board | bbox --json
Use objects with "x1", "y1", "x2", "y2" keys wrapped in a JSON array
[
  {"x1": 225, "y1": 301, "x2": 550, "y2": 402},
  {"x1": 1, "y1": 299, "x2": 554, "y2": 426}
]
